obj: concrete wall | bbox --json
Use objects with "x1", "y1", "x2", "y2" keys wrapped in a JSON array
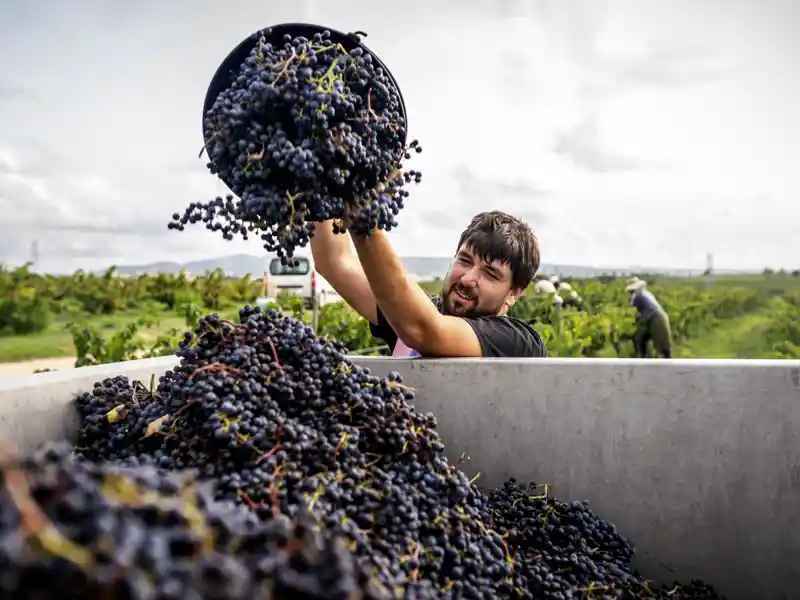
[{"x1": 1, "y1": 356, "x2": 799, "y2": 600}]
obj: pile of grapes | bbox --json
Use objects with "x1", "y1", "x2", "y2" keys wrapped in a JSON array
[
  {"x1": 0, "y1": 307, "x2": 727, "y2": 599},
  {"x1": 170, "y1": 28, "x2": 423, "y2": 264}
]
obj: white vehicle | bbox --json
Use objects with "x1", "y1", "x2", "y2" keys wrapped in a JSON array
[{"x1": 266, "y1": 256, "x2": 334, "y2": 308}]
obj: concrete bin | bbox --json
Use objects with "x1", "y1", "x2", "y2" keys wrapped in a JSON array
[{"x1": 0, "y1": 356, "x2": 798, "y2": 599}]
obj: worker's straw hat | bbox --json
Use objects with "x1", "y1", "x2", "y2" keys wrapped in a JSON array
[{"x1": 625, "y1": 277, "x2": 647, "y2": 292}]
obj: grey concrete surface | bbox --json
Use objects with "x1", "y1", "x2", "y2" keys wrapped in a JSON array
[{"x1": 1, "y1": 356, "x2": 799, "y2": 599}]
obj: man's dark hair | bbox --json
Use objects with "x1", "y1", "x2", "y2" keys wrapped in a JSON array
[{"x1": 456, "y1": 211, "x2": 540, "y2": 289}]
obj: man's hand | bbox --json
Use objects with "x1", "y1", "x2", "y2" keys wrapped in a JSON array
[
  {"x1": 335, "y1": 197, "x2": 362, "y2": 233},
  {"x1": 341, "y1": 168, "x2": 404, "y2": 236}
]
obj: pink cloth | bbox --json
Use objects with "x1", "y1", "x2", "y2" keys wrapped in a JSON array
[{"x1": 392, "y1": 338, "x2": 421, "y2": 357}]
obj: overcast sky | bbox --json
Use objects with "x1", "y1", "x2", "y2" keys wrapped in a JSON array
[{"x1": 0, "y1": 0, "x2": 798, "y2": 273}]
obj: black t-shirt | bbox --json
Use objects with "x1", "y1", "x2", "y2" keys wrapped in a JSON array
[{"x1": 369, "y1": 296, "x2": 548, "y2": 358}]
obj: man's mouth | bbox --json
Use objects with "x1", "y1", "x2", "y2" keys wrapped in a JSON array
[{"x1": 453, "y1": 289, "x2": 475, "y2": 304}]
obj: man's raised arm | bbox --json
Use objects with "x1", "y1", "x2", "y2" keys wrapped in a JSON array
[
  {"x1": 350, "y1": 229, "x2": 483, "y2": 357},
  {"x1": 309, "y1": 220, "x2": 378, "y2": 324}
]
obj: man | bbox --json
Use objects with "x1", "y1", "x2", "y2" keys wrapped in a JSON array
[
  {"x1": 309, "y1": 210, "x2": 547, "y2": 358},
  {"x1": 625, "y1": 277, "x2": 672, "y2": 358}
]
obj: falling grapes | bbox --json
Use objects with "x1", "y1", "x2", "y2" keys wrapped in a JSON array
[
  {"x1": 169, "y1": 28, "x2": 423, "y2": 264},
  {"x1": 0, "y1": 307, "x2": 729, "y2": 599}
]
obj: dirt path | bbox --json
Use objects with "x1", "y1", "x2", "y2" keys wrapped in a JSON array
[{"x1": 0, "y1": 357, "x2": 77, "y2": 380}]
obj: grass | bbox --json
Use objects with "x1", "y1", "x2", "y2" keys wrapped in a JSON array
[
  {"x1": 0, "y1": 274, "x2": 797, "y2": 363},
  {"x1": 1, "y1": 306, "x2": 779, "y2": 363},
  {"x1": 0, "y1": 310, "x2": 197, "y2": 363},
  {"x1": 675, "y1": 310, "x2": 777, "y2": 358},
  {"x1": 666, "y1": 273, "x2": 800, "y2": 295}
]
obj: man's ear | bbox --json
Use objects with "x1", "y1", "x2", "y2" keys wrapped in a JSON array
[{"x1": 504, "y1": 287, "x2": 525, "y2": 309}]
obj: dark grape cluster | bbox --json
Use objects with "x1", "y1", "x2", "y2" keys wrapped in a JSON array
[
  {"x1": 0, "y1": 443, "x2": 393, "y2": 600},
  {"x1": 170, "y1": 29, "x2": 423, "y2": 264},
  {"x1": 0, "y1": 307, "x2": 727, "y2": 599}
]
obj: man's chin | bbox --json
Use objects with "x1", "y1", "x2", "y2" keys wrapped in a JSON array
[{"x1": 447, "y1": 299, "x2": 478, "y2": 317}]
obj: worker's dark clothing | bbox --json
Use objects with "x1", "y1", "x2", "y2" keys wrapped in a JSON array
[
  {"x1": 562, "y1": 296, "x2": 583, "y2": 311},
  {"x1": 631, "y1": 289, "x2": 662, "y2": 319},
  {"x1": 370, "y1": 296, "x2": 547, "y2": 358},
  {"x1": 631, "y1": 290, "x2": 672, "y2": 358}
]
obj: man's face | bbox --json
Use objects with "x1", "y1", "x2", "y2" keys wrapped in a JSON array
[{"x1": 441, "y1": 245, "x2": 518, "y2": 318}]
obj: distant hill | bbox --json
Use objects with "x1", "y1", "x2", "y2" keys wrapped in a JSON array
[
  {"x1": 104, "y1": 254, "x2": 716, "y2": 279},
  {"x1": 110, "y1": 254, "x2": 268, "y2": 278}
]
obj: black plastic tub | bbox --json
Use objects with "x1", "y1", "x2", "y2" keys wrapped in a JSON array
[{"x1": 201, "y1": 23, "x2": 409, "y2": 191}]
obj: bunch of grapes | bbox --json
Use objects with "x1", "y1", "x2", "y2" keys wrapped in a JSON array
[
  {"x1": 0, "y1": 443, "x2": 394, "y2": 600},
  {"x1": 169, "y1": 28, "x2": 423, "y2": 264},
  {"x1": 0, "y1": 307, "x2": 728, "y2": 598}
]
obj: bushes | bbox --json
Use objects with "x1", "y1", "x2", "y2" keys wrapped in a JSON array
[
  {"x1": 760, "y1": 293, "x2": 800, "y2": 358},
  {"x1": 0, "y1": 264, "x2": 263, "y2": 326},
  {"x1": 1, "y1": 261, "x2": 799, "y2": 361},
  {"x1": 0, "y1": 289, "x2": 52, "y2": 335},
  {"x1": 0, "y1": 264, "x2": 53, "y2": 335},
  {"x1": 316, "y1": 302, "x2": 384, "y2": 354}
]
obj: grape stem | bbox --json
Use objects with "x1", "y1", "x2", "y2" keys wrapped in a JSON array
[
  {"x1": 255, "y1": 425, "x2": 284, "y2": 464},
  {"x1": 278, "y1": 191, "x2": 309, "y2": 243},
  {"x1": 267, "y1": 339, "x2": 281, "y2": 367},
  {"x1": 219, "y1": 319, "x2": 248, "y2": 346},
  {"x1": 409, "y1": 543, "x2": 421, "y2": 581},
  {"x1": 270, "y1": 47, "x2": 299, "y2": 86},
  {"x1": 453, "y1": 452, "x2": 469, "y2": 468},
  {"x1": 0, "y1": 444, "x2": 95, "y2": 572},
  {"x1": 189, "y1": 363, "x2": 242, "y2": 380},
  {"x1": 242, "y1": 144, "x2": 265, "y2": 173},
  {"x1": 366, "y1": 89, "x2": 378, "y2": 120},
  {"x1": 269, "y1": 463, "x2": 283, "y2": 516},
  {"x1": 333, "y1": 432, "x2": 350, "y2": 457},
  {"x1": 236, "y1": 490, "x2": 258, "y2": 509}
]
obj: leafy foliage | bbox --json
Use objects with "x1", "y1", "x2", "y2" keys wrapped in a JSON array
[
  {"x1": 67, "y1": 303, "x2": 205, "y2": 367},
  {"x1": 0, "y1": 264, "x2": 259, "y2": 334},
  {"x1": 761, "y1": 293, "x2": 800, "y2": 358},
  {"x1": 1, "y1": 262, "x2": 799, "y2": 364}
]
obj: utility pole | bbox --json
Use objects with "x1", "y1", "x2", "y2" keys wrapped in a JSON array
[
  {"x1": 255, "y1": 271, "x2": 271, "y2": 309},
  {"x1": 30, "y1": 239, "x2": 39, "y2": 267},
  {"x1": 311, "y1": 293, "x2": 320, "y2": 332},
  {"x1": 704, "y1": 253, "x2": 714, "y2": 276}
]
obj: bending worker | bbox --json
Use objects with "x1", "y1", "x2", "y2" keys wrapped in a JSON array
[
  {"x1": 553, "y1": 278, "x2": 583, "y2": 310},
  {"x1": 625, "y1": 277, "x2": 672, "y2": 359},
  {"x1": 533, "y1": 276, "x2": 564, "y2": 308}
]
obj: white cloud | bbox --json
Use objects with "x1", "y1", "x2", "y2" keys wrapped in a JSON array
[
  {"x1": 0, "y1": 146, "x2": 20, "y2": 172},
  {"x1": 2, "y1": 172, "x2": 49, "y2": 201},
  {"x1": 0, "y1": 0, "x2": 797, "y2": 272}
]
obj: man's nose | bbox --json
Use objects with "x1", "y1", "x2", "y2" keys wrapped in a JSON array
[{"x1": 461, "y1": 269, "x2": 479, "y2": 287}]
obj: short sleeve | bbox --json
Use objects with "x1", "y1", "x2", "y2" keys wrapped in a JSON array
[
  {"x1": 465, "y1": 316, "x2": 548, "y2": 358},
  {"x1": 369, "y1": 295, "x2": 443, "y2": 351},
  {"x1": 369, "y1": 306, "x2": 398, "y2": 348}
]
